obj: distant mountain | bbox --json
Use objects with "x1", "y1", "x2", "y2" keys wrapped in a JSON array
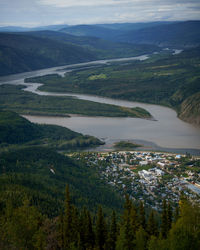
[
  {"x1": 0, "y1": 33, "x2": 96, "y2": 76},
  {"x1": 59, "y1": 21, "x2": 200, "y2": 48},
  {"x1": 0, "y1": 24, "x2": 68, "y2": 32},
  {"x1": 0, "y1": 31, "x2": 160, "y2": 76},
  {"x1": 96, "y1": 21, "x2": 175, "y2": 31},
  {"x1": 0, "y1": 26, "x2": 31, "y2": 32},
  {"x1": 60, "y1": 24, "x2": 119, "y2": 40},
  {"x1": 24, "y1": 30, "x2": 159, "y2": 57},
  {"x1": 116, "y1": 21, "x2": 200, "y2": 47}
]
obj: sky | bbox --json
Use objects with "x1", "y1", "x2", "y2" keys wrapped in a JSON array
[{"x1": 0, "y1": 0, "x2": 200, "y2": 27}]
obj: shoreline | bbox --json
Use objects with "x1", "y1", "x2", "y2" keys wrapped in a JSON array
[{"x1": 90, "y1": 138, "x2": 200, "y2": 156}]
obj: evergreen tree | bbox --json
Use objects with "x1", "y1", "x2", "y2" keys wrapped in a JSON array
[
  {"x1": 129, "y1": 204, "x2": 139, "y2": 241},
  {"x1": 116, "y1": 195, "x2": 136, "y2": 250},
  {"x1": 80, "y1": 208, "x2": 95, "y2": 250},
  {"x1": 174, "y1": 206, "x2": 179, "y2": 223},
  {"x1": 161, "y1": 200, "x2": 168, "y2": 238},
  {"x1": 116, "y1": 220, "x2": 133, "y2": 250},
  {"x1": 1, "y1": 199, "x2": 44, "y2": 249},
  {"x1": 107, "y1": 210, "x2": 118, "y2": 250},
  {"x1": 147, "y1": 210, "x2": 158, "y2": 237},
  {"x1": 58, "y1": 213, "x2": 64, "y2": 249},
  {"x1": 139, "y1": 201, "x2": 146, "y2": 230},
  {"x1": 135, "y1": 226, "x2": 147, "y2": 250},
  {"x1": 169, "y1": 197, "x2": 200, "y2": 250},
  {"x1": 95, "y1": 206, "x2": 107, "y2": 250},
  {"x1": 166, "y1": 202, "x2": 172, "y2": 232},
  {"x1": 63, "y1": 185, "x2": 73, "y2": 249}
]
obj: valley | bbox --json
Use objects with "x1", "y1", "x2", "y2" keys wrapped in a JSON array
[{"x1": 0, "y1": 18, "x2": 200, "y2": 249}]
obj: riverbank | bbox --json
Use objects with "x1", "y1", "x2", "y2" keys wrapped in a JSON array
[
  {"x1": 1, "y1": 55, "x2": 200, "y2": 152},
  {"x1": 93, "y1": 138, "x2": 200, "y2": 156}
]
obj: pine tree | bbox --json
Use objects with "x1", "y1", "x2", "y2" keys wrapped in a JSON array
[
  {"x1": 139, "y1": 201, "x2": 146, "y2": 230},
  {"x1": 129, "y1": 204, "x2": 139, "y2": 238},
  {"x1": 169, "y1": 197, "x2": 200, "y2": 250},
  {"x1": 63, "y1": 185, "x2": 73, "y2": 249},
  {"x1": 167, "y1": 202, "x2": 172, "y2": 232},
  {"x1": 95, "y1": 206, "x2": 107, "y2": 250},
  {"x1": 58, "y1": 213, "x2": 64, "y2": 249},
  {"x1": 147, "y1": 210, "x2": 158, "y2": 237},
  {"x1": 174, "y1": 205, "x2": 179, "y2": 223},
  {"x1": 116, "y1": 198, "x2": 135, "y2": 250},
  {"x1": 161, "y1": 199, "x2": 168, "y2": 238},
  {"x1": 116, "y1": 220, "x2": 133, "y2": 250},
  {"x1": 107, "y1": 210, "x2": 117, "y2": 250},
  {"x1": 84, "y1": 209, "x2": 95, "y2": 249},
  {"x1": 135, "y1": 226, "x2": 147, "y2": 250}
]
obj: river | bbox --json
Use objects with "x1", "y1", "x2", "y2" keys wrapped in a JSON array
[{"x1": 0, "y1": 55, "x2": 200, "y2": 154}]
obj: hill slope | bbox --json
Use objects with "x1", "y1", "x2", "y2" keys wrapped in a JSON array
[
  {"x1": 117, "y1": 21, "x2": 200, "y2": 47},
  {"x1": 24, "y1": 30, "x2": 159, "y2": 55},
  {"x1": 60, "y1": 24, "x2": 118, "y2": 40},
  {"x1": 0, "y1": 33, "x2": 96, "y2": 76},
  {"x1": 0, "y1": 110, "x2": 103, "y2": 149},
  {"x1": 0, "y1": 146, "x2": 123, "y2": 217}
]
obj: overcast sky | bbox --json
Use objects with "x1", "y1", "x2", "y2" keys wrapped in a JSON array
[{"x1": 0, "y1": 0, "x2": 200, "y2": 27}]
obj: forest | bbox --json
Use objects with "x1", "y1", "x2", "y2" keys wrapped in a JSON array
[{"x1": 0, "y1": 186, "x2": 199, "y2": 250}]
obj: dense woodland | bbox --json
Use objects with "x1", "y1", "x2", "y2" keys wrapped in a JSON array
[{"x1": 0, "y1": 186, "x2": 199, "y2": 250}]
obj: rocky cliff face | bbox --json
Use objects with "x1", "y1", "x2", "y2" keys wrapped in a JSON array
[{"x1": 178, "y1": 92, "x2": 200, "y2": 126}]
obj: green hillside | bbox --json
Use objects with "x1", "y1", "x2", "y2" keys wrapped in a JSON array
[
  {"x1": 0, "y1": 33, "x2": 96, "y2": 76},
  {"x1": 0, "y1": 146, "x2": 123, "y2": 217},
  {"x1": 0, "y1": 110, "x2": 103, "y2": 150},
  {"x1": 117, "y1": 21, "x2": 200, "y2": 47},
  {"x1": 60, "y1": 24, "x2": 118, "y2": 40},
  {"x1": 24, "y1": 30, "x2": 159, "y2": 59}
]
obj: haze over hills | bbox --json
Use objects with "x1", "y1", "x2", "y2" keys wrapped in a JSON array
[
  {"x1": 0, "y1": 32, "x2": 96, "y2": 76},
  {"x1": 0, "y1": 21, "x2": 173, "y2": 33},
  {"x1": 96, "y1": 21, "x2": 175, "y2": 31},
  {"x1": 0, "y1": 24, "x2": 68, "y2": 32},
  {"x1": 59, "y1": 21, "x2": 200, "y2": 48},
  {"x1": 0, "y1": 20, "x2": 199, "y2": 76},
  {"x1": 116, "y1": 21, "x2": 200, "y2": 47},
  {"x1": 0, "y1": 30, "x2": 159, "y2": 76}
]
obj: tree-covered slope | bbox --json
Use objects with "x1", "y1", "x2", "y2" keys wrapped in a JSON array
[
  {"x1": 60, "y1": 24, "x2": 118, "y2": 40},
  {"x1": 16, "y1": 30, "x2": 159, "y2": 60},
  {"x1": 117, "y1": 21, "x2": 200, "y2": 47},
  {"x1": 0, "y1": 146, "x2": 123, "y2": 217},
  {"x1": 0, "y1": 110, "x2": 103, "y2": 149},
  {"x1": 0, "y1": 33, "x2": 96, "y2": 76}
]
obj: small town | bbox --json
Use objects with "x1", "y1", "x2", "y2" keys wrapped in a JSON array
[{"x1": 72, "y1": 151, "x2": 200, "y2": 210}]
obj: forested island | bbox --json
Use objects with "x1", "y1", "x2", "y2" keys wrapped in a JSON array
[{"x1": 0, "y1": 85, "x2": 152, "y2": 119}]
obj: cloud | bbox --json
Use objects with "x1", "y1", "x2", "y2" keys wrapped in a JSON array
[
  {"x1": 38, "y1": 0, "x2": 200, "y2": 9},
  {"x1": 0, "y1": 0, "x2": 199, "y2": 27},
  {"x1": 38, "y1": 0, "x2": 125, "y2": 8}
]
